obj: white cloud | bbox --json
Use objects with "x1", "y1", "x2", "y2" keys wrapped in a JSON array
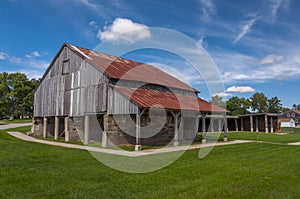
[
  {"x1": 260, "y1": 54, "x2": 283, "y2": 64},
  {"x1": 212, "y1": 92, "x2": 233, "y2": 97},
  {"x1": 226, "y1": 86, "x2": 255, "y2": 93},
  {"x1": 200, "y1": 0, "x2": 216, "y2": 22},
  {"x1": 89, "y1": 20, "x2": 98, "y2": 29},
  {"x1": 270, "y1": 0, "x2": 289, "y2": 18},
  {"x1": 97, "y1": 18, "x2": 151, "y2": 44},
  {"x1": 234, "y1": 15, "x2": 259, "y2": 43},
  {"x1": 25, "y1": 51, "x2": 41, "y2": 58},
  {"x1": 73, "y1": 0, "x2": 103, "y2": 11},
  {"x1": 0, "y1": 52, "x2": 8, "y2": 60}
]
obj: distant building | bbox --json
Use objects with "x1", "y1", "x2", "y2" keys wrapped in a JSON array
[
  {"x1": 278, "y1": 118, "x2": 295, "y2": 128},
  {"x1": 281, "y1": 110, "x2": 300, "y2": 126}
]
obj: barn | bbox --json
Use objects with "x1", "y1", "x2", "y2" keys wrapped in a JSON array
[{"x1": 31, "y1": 43, "x2": 227, "y2": 150}]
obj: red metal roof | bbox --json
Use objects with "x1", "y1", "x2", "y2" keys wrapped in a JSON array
[
  {"x1": 66, "y1": 43, "x2": 199, "y2": 93},
  {"x1": 114, "y1": 86, "x2": 227, "y2": 112}
]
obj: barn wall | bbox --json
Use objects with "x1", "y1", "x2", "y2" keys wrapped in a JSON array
[
  {"x1": 34, "y1": 46, "x2": 109, "y2": 117},
  {"x1": 107, "y1": 87, "x2": 138, "y2": 114}
]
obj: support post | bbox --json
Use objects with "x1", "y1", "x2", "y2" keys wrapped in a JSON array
[
  {"x1": 84, "y1": 115, "x2": 90, "y2": 145},
  {"x1": 250, "y1": 115, "x2": 254, "y2": 132},
  {"x1": 265, "y1": 115, "x2": 269, "y2": 133},
  {"x1": 211, "y1": 118, "x2": 214, "y2": 132},
  {"x1": 31, "y1": 117, "x2": 35, "y2": 135},
  {"x1": 135, "y1": 109, "x2": 145, "y2": 151},
  {"x1": 241, "y1": 118, "x2": 244, "y2": 131},
  {"x1": 235, "y1": 119, "x2": 238, "y2": 132},
  {"x1": 255, "y1": 116, "x2": 259, "y2": 132},
  {"x1": 171, "y1": 111, "x2": 180, "y2": 146},
  {"x1": 194, "y1": 113, "x2": 200, "y2": 140},
  {"x1": 270, "y1": 117, "x2": 274, "y2": 133},
  {"x1": 102, "y1": 114, "x2": 108, "y2": 147},
  {"x1": 224, "y1": 114, "x2": 228, "y2": 142},
  {"x1": 64, "y1": 117, "x2": 69, "y2": 142},
  {"x1": 43, "y1": 117, "x2": 47, "y2": 138},
  {"x1": 218, "y1": 118, "x2": 221, "y2": 132},
  {"x1": 201, "y1": 112, "x2": 207, "y2": 143},
  {"x1": 54, "y1": 116, "x2": 59, "y2": 140}
]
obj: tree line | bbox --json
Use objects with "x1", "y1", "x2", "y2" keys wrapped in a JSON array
[
  {"x1": 212, "y1": 92, "x2": 289, "y2": 116},
  {"x1": 0, "y1": 72, "x2": 40, "y2": 119}
]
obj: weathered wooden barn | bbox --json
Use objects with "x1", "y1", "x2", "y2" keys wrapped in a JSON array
[{"x1": 32, "y1": 43, "x2": 228, "y2": 150}]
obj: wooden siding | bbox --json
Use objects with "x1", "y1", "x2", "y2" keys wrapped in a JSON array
[
  {"x1": 108, "y1": 87, "x2": 138, "y2": 114},
  {"x1": 111, "y1": 79, "x2": 197, "y2": 97},
  {"x1": 34, "y1": 46, "x2": 109, "y2": 117}
]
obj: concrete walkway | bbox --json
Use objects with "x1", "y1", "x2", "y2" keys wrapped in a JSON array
[
  {"x1": 287, "y1": 142, "x2": 300, "y2": 146},
  {"x1": 0, "y1": 123, "x2": 31, "y2": 130},
  {"x1": 7, "y1": 131, "x2": 254, "y2": 157}
]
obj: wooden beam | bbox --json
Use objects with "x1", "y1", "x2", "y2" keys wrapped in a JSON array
[
  {"x1": 54, "y1": 116, "x2": 59, "y2": 140},
  {"x1": 64, "y1": 117, "x2": 69, "y2": 142},
  {"x1": 43, "y1": 117, "x2": 47, "y2": 138}
]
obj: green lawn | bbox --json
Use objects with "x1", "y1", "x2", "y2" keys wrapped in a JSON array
[
  {"x1": 0, "y1": 118, "x2": 32, "y2": 124},
  {"x1": 1, "y1": 126, "x2": 300, "y2": 198},
  {"x1": 220, "y1": 131, "x2": 300, "y2": 143}
]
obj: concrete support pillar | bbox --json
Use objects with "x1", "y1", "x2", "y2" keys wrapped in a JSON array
[
  {"x1": 218, "y1": 119, "x2": 222, "y2": 132},
  {"x1": 102, "y1": 114, "x2": 108, "y2": 147},
  {"x1": 270, "y1": 117, "x2": 274, "y2": 133},
  {"x1": 201, "y1": 112, "x2": 207, "y2": 143},
  {"x1": 64, "y1": 117, "x2": 69, "y2": 142},
  {"x1": 241, "y1": 118, "x2": 244, "y2": 132},
  {"x1": 194, "y1": 114, "x2": 200, "y2": 139},
  {"x1": 54, "y1": 116, "x2": 59, "y2": 140},
  {"x1": 135, "y1": 109, "x2": 145, "y2": 151},
  {"x1": 84, "y1": 115, "x2": 90, "y2": 145},
  {"x1": 255, "y1": 116, "x2": 259, "y2": 133},
  {"x1": 265, "y1": 115, "x2": 269, "y2": 133},
  {"x1": 250, "y1": 115, "x2": 254, "y2": 132},
  {"x1": 224, "y1": 115, "x2": 228, "y2": 142},
  {"x1": 171, "y1": 111, "x2": 180, "y2": 147},
  {"x1": 43, "y1": 117, "x2": 47, "y2": 138},
  {"x1": 235, "y1": 119, "x2": 238, "y2": 132},
  {"x1": 211, "y1": 118, "x2": 215, "y2": 132},
  {"x1": 31, "y1": 117, "x2": 35, "y2": 135}
]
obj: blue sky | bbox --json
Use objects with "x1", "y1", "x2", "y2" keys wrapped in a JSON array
[{"x1": 0, "y1": 0, "x2": 300, "y2": 108}]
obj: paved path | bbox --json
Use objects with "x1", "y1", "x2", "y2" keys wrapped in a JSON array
[
  {"x1": 0, "y1": 123, "x2": 31, "y2": 130},
  {"x1": 287, "y1": 142, "x2": 300, "y2": 146},
  {"x1": 7, "y1": 131, "x2": 254, "y2": 157}
]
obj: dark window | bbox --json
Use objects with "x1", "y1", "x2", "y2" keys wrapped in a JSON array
[{"x1": 62, "y1": 59, "x2": 70, "y2": 75}]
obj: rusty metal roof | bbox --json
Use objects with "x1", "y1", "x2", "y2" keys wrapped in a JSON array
[
  {"x1": 114, "y1": 86, "x2": 227, "y2": 112},
  {"x1": 66, "y1": 43, "x2": 199, "y2": 93}
]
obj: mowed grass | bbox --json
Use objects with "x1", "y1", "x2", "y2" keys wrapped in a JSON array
[
  {"x1": 0, "y1": 118, "x2": 32, "y2": 124},
  {"x1": 1, "y1": 126, "x2": 300, "y2": 198},
  {"x1": 222, "y1": 131, "x2": 300, "y2": 143}
]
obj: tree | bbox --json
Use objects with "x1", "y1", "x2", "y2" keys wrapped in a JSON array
[
  {"x1": 0, "y1": 72, "x2": 10, "y2": 119},
  {"x1": 0, "y1": 72, "x2": 40, "y2": 119},
  {"x1": 267, "y1": 96, "x2": 283, "y2": 113},
  {"x1": 226, "y1": 96, "x2": 251, "y2": 116},
  {"x1": 250, "y1": 92, "x2": 268, "y2": 113},
  {"x1": 211, "y1": 95, "x2": 226, "y2": 109}
]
